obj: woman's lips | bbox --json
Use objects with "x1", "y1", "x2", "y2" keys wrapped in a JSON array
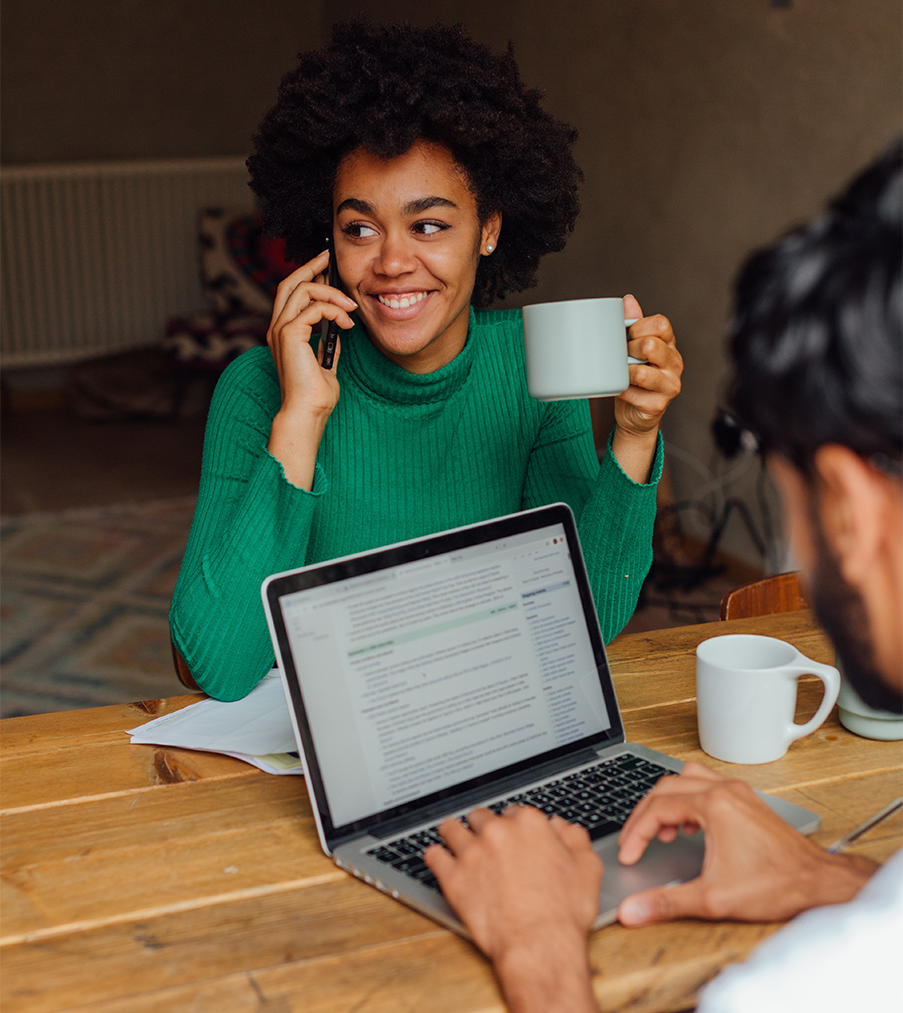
[
  {"x1": 376, "y1": 291, "x2": 428, "y2": 309},
  {"x1": 369, "y1": 290, "x2": 434, "y2": 320}
]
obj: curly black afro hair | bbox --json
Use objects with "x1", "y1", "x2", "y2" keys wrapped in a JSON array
[{"x1": 248, "y1": 19, "x2": 582, "y2": 307}]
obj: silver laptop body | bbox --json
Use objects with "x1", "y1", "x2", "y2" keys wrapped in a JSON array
[{"x1": 262, "y1": 503, "x2": 819, "y2": 936}]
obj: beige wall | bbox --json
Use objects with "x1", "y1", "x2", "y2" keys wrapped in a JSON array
[
  {"x1": 0, "y1": 0, "x2": 325, "y2": 163},
  {"x1": 4, "y1": 1, "x2": 901, "y2": 562}
]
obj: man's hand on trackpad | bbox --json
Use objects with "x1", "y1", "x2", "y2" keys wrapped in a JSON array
[{"x1": 616, "y1": 761, "x2": 876, "y2": 927}]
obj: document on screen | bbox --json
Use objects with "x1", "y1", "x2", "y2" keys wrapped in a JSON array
[{"x1": 280, "y1": 525, "x2": 612, "y2": 827}]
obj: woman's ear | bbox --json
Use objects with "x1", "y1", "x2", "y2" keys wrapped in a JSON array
[{"x1": 481, "y1": 212, "x2": 502, "y2": 256}]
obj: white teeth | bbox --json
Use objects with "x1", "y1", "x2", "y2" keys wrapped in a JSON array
[{"x1": 378, "y1": 292, "x2": 427, "y2": 309}]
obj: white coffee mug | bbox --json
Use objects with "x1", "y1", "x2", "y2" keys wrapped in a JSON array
[
  {"x1": 695, "y1": 634, "x2": 840, "y2": 764},
  {"x1": 522, "y1": 297, "x2": 644, "y2": 401}
]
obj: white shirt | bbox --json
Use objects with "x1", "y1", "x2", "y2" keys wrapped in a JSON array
[{"x1": 698, "y1": 849, "x2": 903, "y2": 1012}]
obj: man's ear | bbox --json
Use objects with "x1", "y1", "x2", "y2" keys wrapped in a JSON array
[{"x1": 812, "y1": 445, "x2": 894, "y2": 586}]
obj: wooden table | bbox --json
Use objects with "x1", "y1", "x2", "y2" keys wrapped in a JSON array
[{"x1": 2, "y1": 612, "x2": 901, "y2": 1013}]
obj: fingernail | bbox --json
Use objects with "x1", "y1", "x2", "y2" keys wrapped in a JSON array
[{"x1": 619, "y1": 899, "x2": 649, "y2": 925}]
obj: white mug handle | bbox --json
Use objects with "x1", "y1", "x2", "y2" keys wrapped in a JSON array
[
  {"x1": 785, "y1": 656, "x2": 841, "y2": 743},
  {"x1": 624, "y1": 316, "x2": 647, "y2": 365}
]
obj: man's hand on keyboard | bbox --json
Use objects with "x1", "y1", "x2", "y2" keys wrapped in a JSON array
[
  {"x1": 425, "y1": 805, "x2": 601, "y2": 1013},
  {"x1": 616, "y1": 761, "x2": 876, "y2": 927}
]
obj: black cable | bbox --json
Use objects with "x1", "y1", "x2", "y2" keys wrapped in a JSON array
[
  {"x1": 634, "y1": 440, "x2": 778, "y2": 615},
  {"x1": 701, "y1": 496, "x2": 767, "y2": 566},
  {"x1": 637, "y1": 488, "x2": 770, "y2": 610}
]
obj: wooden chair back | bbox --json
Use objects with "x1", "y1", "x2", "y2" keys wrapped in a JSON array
[
  {"x1": 720, "y1": 571, "x2": 808, "y2": 621},
  {"x1": 171, "y1": 637, "x2": 203, "y2": 693}
]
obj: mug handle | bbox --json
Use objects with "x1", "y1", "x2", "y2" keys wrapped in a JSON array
[
  {"x1": 624, "y1": 316, "x2": 647, "y2": 365},
  {"x1": 785, "y1": 657, "x2": 841, "y2": 743}
]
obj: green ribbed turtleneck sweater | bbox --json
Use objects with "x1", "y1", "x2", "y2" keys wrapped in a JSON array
[{"x1": 170, "y1": 308, "x2": 662, "y2": 700}]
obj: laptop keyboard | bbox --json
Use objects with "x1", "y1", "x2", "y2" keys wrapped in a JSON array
[{"x1": 364, "y1": 753, "x2": 670, "y2": 893}]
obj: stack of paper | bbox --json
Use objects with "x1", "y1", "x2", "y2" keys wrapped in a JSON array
[{"x1": 127, "y1": 670, "x2": 304, "y2": 775}]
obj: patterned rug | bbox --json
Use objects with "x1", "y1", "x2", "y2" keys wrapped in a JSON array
[{"x1": 1, "y1": 497, "x2": 196, "y2": 718}]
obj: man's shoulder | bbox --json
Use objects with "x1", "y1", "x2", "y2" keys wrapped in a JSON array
[{"x1": 699, "y1": 850, "x2": 903, "y2": 1013}]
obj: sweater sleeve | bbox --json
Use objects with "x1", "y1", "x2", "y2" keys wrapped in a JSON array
[
  {"x1": 169, "y1": 349, "x2": 326, "y2": 700},
  {"x1": 521, "y1": 400, "x2": 662, "y2": 642}
]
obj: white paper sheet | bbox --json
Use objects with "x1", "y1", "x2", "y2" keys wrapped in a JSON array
[{"x1": 127, "y1": 670, "x2": 303, "y2": 775}]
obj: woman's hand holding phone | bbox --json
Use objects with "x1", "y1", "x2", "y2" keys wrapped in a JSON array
[{"x1": 266, "y1": 250, "x2": 357, "y2": 490}]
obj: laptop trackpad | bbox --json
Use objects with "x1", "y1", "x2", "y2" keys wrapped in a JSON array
[{"x1": 594, "y1": 831, "x2": 705, "y2": 917}]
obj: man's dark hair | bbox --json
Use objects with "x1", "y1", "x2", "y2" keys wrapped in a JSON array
[
  {"x1": 727, "y1": 140, "x2": 902, "y2": 476},
  {"x1": 248, "y1": 19, "x2": 582, "y2": 307}
]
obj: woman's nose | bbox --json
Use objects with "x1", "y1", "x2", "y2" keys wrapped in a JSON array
[{"x1": 373, "y1": 231, "x2": 417, "y2": 276}]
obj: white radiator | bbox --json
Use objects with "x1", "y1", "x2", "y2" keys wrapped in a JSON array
[{"x1": 1, "y1": 157, "x2": 253, "y2": 367}]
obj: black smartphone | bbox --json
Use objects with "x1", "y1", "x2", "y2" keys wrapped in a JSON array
[{"x1": 322, "y1": 234, "x2": 340, "y2": 370}]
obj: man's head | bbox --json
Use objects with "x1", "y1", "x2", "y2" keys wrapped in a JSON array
[{"x1": 727, "y1": 140, "x2": 903, "y2": 712}]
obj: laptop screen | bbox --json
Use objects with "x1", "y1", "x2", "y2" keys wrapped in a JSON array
[{"x1": 273, "y1": 510, "x2": 617, "y2": 830}]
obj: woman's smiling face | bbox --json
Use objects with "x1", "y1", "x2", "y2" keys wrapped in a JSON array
[{"x1": 333, "y1": 141, "x2": 501, "y2": 374}]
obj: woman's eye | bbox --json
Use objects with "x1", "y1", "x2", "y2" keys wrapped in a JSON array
[
  {"x1": 414, "y1": 221, "x2": 449, "y2": 235},
  {"x1": 342, "y1": 223, "x2": 377, "y2": 239}
]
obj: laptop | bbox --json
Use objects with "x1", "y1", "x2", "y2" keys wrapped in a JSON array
[{"x1": 261, "y1": 503, "x2": 819, "y2": 936}]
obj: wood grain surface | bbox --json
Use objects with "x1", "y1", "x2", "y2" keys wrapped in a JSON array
[{"x1": 2, "y1": 611, "x2": 900, "y2": 1013}]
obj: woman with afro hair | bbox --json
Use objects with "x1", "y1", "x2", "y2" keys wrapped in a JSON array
[{"x1": 170, "y1": 20, "x2": 683, "y2": 700}]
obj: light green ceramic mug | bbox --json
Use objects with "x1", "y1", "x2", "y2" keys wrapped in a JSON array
[
  {"x1": 522, "y1": 297, "x2": 644, "y2": 401},
  {"x1": 836, "y1": 654, "x2": 903, "y2": 740}
]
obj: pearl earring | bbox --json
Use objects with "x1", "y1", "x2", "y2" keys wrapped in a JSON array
[{"x1": 486, "y1": 244, "x2": 495, "y2": 254}]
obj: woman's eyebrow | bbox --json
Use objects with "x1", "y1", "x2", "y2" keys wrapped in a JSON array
[
  {"x1": 403, "y1": 196, "x2": 459, "y2": 215},
  {"x1": 336, "y1": 195, "x2": 460, "y2": 217},
  {"x1": 335, "y1": 198, "x2": 374, "y2": 215}
]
